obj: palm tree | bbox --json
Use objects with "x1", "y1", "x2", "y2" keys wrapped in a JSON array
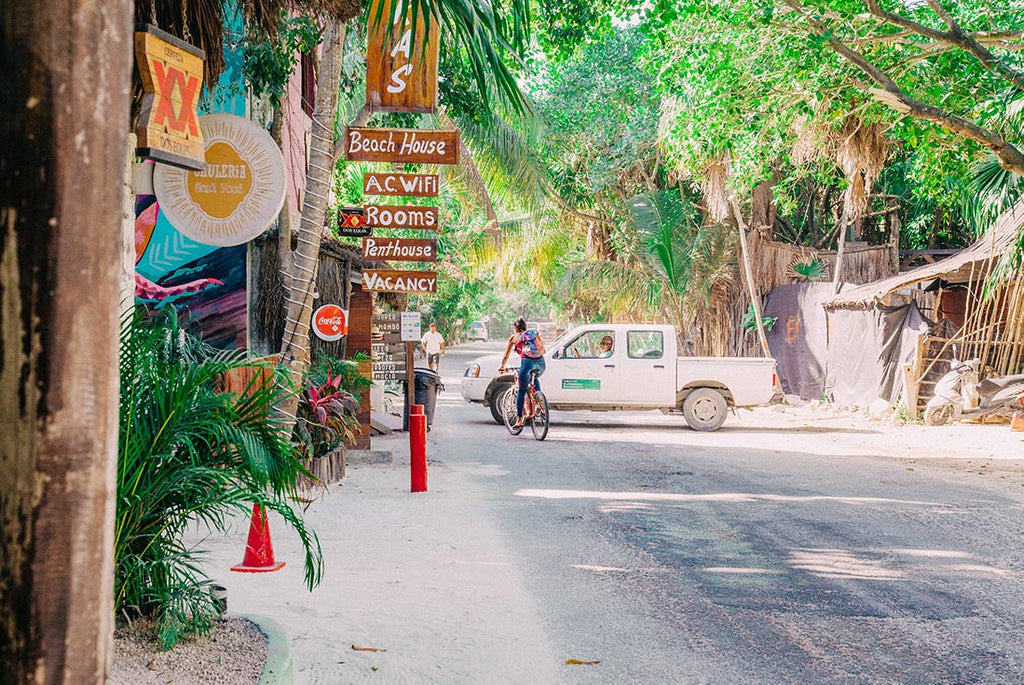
[{"x1": 278, "y1": 0, "x2": 531, "y2": 412}]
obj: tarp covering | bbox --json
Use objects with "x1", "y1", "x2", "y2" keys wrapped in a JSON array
[
  {"x1": 825, "y1": 302, "x2": 932, "y2": 406},
  {"x1": 764, "y1": 283, "x2": 837, "y2": 400}
]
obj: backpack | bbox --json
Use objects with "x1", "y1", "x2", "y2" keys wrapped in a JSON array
[{"x1": 520, "y1": 329, "x2": 542, "y2": 358}]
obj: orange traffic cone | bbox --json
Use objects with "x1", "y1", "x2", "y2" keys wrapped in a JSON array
[
  {"x1": 1011, "y1": 412, "x2": 1024, "y2": 432},
  {"x1": 231, "y1": 503, "x2": 286, "y2": 573}
]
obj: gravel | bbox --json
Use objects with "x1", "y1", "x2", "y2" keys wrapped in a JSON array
[{"x1": 109, "y1": 616, "x2": 267, "y2": 684}]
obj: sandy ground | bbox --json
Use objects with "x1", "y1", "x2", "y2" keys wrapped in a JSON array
[
  {"x1": 109, "y1": 617, "x2": 266, "y2": 684},
  {"x1": 109, "y1": 396, "x2": 1024, "y2": 683}
]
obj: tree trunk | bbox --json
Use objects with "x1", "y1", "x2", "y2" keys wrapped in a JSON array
[
  {"x1": 730, "y1": 200, "x2": 772, "y2": 358},
  {"x1": 1, "y1": 0, "x2": 132, "y2": 681},
  {"x1": 279, "y1": 18, "x2": 348, "y2": 408}
]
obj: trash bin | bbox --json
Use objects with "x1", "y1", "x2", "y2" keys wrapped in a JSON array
[
  {"x1": 414, "y1": 368, "x2": 444, "y2": 427},
  {"x1": 401, "y1": 369, "x2": 445, "y2": 430}
]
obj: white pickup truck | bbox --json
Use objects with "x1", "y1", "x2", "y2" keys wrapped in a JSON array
[{"x1": 462, "y1": 323, "x2": 779, "y2": 431}]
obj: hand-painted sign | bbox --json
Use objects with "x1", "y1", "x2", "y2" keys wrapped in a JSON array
[
  {"x1": 153, "y1": 114, "x2": 286, "y2": 246},
  {"x1": 338, "y1": 207, "x2": 371, "y2": 237},
  {"x1": 344, "y1": 127, "x2": 459, "y2": 165},
  {"x1": 362, "y1": 237, "x2": 437, "y2": 261},
  {"x1": 363, "y1": 172, "x2": 439, "y2": 197},
  {"x1": 364, "y1": 205, "x2": 439, "y2": 230},
  {"x1": 135, "y1": 25, "x2": 206, "y2": 170},
  {"x1": 372, "y1": 365, "x2": 407, "y2": 381},
  {"x1": 312, "y1": 304, "x2": 348, "y2": 341},
  {"x1": 365, "y1": 0, "x2": 439, "y2": 113},
  {"x1": 362, "y1": 269, "x2": 437, "y2": 294}
]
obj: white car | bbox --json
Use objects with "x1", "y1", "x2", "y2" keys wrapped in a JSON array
[
  {"x1": 467, "y1": 321, "x2": 488, "y2": 341},
  {"x1": 462, "y1": 323, "x2": 779, "y2": 430}
]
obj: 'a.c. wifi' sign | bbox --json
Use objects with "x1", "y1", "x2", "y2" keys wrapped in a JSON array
[{"x1": 135, "y1": 25, "x2": 207, "y2": 171}]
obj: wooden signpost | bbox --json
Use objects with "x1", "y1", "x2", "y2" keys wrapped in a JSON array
[
  {"x1": 362, "y1": 269, "x2": 438, "y2": 294},
  {"x1": 344, "y1": 127, "x2": 460, "y2": 165},
  {"x1": 365, "y1": 0, "x2": 440, "y2": 113},
  {"x1": 371, "y1": 312, "x2": 409, "y2": 381},
  {"x1": 363, "y1": 172, "x2": 439, "y2": 197},
  {"x1": 362, "y1": 237, "x2": 437, "y2": 261},
  {"x1": 363, "y1": 204, "x2": 439, "y2": 230},
  {"x1": 135, "y1": 25, "x2": 207, "y2": 171}
]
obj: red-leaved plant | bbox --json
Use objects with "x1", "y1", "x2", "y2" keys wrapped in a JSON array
[{"x1": 293, "y1": 372, "x2": 361, "y2": 460}]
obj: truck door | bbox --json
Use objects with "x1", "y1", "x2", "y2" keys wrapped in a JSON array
[
  {"x1": 618, "y1": 329, "x2": 674, "y2": 406},
  {"x1": 546, "y1": 328, "x2": 619, "y2": 404}
]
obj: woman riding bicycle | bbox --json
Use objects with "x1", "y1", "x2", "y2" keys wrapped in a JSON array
[{"x1": 499, "y1": 317, "x2": 547, "y2": 428}]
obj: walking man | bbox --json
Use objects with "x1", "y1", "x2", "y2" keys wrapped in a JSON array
[{"x1": 420, "y1": 322, "x2": 445, "y2": 372}]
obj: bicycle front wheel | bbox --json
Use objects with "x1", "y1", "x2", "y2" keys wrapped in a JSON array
[
  {"x1": 531, "y1": 391, "x2": 549, "y2": 441},
  {"x1": 503, "y1": 387, "x2": 523, "y2": 435}
]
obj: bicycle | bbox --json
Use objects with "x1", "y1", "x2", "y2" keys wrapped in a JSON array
[{"x1": 500, "y1": 367, "x2": 549, "y2": 440}]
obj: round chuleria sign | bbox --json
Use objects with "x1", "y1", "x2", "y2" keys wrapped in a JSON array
[{"x1": 154, "y1": 113, "x2": 286, "y2": 246}]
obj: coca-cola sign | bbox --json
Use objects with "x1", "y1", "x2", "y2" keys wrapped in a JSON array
[{"x1": 312, "y1": 304, "x2": 348, "y2": 342}]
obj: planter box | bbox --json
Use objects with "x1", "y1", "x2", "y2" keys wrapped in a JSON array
[{"x1": 297, "y1": 446, "x2": 346, "y2": 491}]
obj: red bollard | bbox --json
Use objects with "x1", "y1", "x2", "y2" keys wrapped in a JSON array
[{"x1": 410, "y1": 404, "x2": 427, "y2": 492}]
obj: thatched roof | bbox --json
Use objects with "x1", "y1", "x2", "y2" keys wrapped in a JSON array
[
  {"x1": 823, "y1": 200, "x2": 1024, "y2": 309},
  {"x1": 134, "y1": 0, "x2": 354, "y2": 85}
]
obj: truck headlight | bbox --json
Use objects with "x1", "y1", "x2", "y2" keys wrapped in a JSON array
[{"x1": 465, "y1": 363, "x2": 480, "y2": 377}]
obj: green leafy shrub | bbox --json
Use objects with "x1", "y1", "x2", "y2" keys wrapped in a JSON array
[
  {"x1": 740, "y1": 304, "x2": 778, "y2": 334},
  {"x1": 115, "y1": 310, "x2": 323, "y2": 649}
]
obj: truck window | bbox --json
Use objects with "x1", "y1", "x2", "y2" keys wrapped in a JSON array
[
  {"x1": 627, "y1": 330, "x2": 664, "y2": 359},
  {"x1": 564, "y1": 330, "x2": 615, "y2": 358}
]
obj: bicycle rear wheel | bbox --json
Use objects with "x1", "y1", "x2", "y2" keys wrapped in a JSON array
[
  {"x1": 502, "y1": 387, "x2": 523, "y2": 435},
  {"x1": 530, "y1": 391, "x2": 549, "y2": 441}
]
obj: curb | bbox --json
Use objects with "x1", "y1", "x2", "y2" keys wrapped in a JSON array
[{"x1": 237, "y1": 613, "x2": 293, "y2": 685}]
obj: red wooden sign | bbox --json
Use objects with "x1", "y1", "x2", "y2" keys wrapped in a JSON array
[
  {"x1": 362, "y1": 269, "x2": 438, "y2": 294},
  {"x1": 134, "y1": 25, "x2": 206, "y2": 170},
  {"x1": 365, "y1": 0, "x2": 440, "y2": 113},
  {"x1": 362, "y1": 237, "x2": 438, "y2": 261},
  {"x1": 344, "y1": 127, "x2": 459, "y2": 165},
  {"x1": 364, "y1": 205, "x2": 439, "y2": 231},
  {"x1": 363, "y1": 172, "x2": 439, "y2": 197}
]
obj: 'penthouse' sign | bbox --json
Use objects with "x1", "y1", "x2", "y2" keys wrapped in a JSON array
[{"x1": 344, "y1": 127, "x2": 459, "y2": 165}]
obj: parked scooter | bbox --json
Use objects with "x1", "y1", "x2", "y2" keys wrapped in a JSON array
[{"x1": 924, "y1": 356, "x2": 1024, "y2": 426}]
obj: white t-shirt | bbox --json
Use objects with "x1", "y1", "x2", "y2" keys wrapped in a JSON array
[{"x1": 421, "y1": 331, "x2": 445, "y2": 354}]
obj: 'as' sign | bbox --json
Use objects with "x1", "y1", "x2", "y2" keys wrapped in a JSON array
[{"x1": 365, "y1": 0, "x2": 439, "y2": 113}]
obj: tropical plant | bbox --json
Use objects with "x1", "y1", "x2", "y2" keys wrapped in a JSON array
[
  {"x1": 788, "y1": 257, "x2": 826, "y2": 282},
  {"x1": 740, "y1": 304, "x2": 777, "y2": 335},
  {"x1": 115, "y1": 310, "x2": 323, "y2": 649},
  {"x1": 307, "y1": 351, "x2": 374, "y2": 395},
  {"x1": 293, "y1": 372, "x2": 362, "y2": 460}
]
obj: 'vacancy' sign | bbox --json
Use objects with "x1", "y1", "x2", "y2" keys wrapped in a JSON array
[{"x1": 362, "y1": 269, "x2": 437, "y2": 294}]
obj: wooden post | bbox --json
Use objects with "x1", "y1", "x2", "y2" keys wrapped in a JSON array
[
  {"x1": 406, "y1": 341, "x2": 416, "y2": 412},
  {"x1": 1, "y1": 0, "x2": 133, "y2": 680}
]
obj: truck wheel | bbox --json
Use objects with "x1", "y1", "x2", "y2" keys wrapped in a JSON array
[
  {"x1": 489, "y1": 383, "x2": 513, "y2": 424},
  {"x1": 683, "y1": 388, "x2": 727, "y2": 431}
]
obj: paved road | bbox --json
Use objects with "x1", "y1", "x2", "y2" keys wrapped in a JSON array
[{"x1": 429, "y1": 342, "x2": 1024, "y2": 683}]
